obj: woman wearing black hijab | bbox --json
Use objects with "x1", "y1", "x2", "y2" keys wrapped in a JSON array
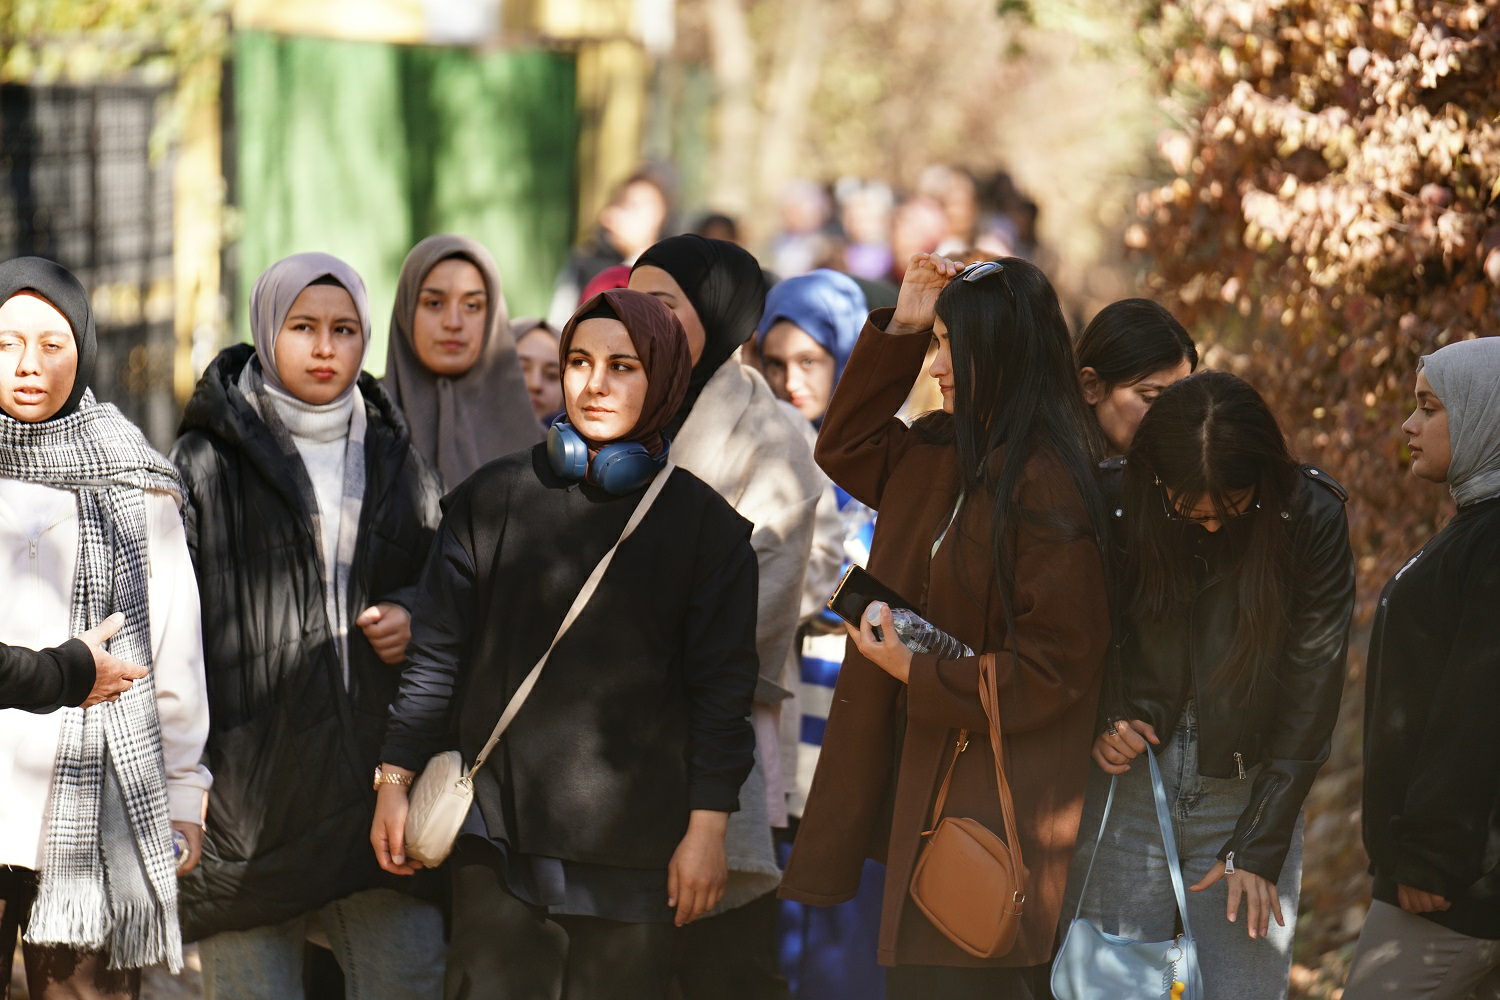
[
  {"x1": 631, "y1": 237, "x2": 824, "y2": 999},
  {"x1": 373, "y1": 289, "x2": 761, "y2": 1000}
]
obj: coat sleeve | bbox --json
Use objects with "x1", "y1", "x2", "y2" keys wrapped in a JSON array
[
  {"x1": 1221, "y1": 488, "x2": 1354, "y2": 882},
  {"x1": 814, "y1": 309, "x2": 935, "y2": 511},
  {"x1": 680, "y1": 520, "x2": 761, "y2": 812},
  {"x1": 0, "y1": 639, "x2": 94, "y2": 713},
  {"x1": 373, "y1": 446, "x2": 444, "y2": 615},
  {"x1": 1389, "y1": 533, "x2": 1500, "y2": 898},
  {"x1": 144, "y1": 489, "x2": 214, "y2": 825},
  {"x1": 906, "y1": 460, "x2": 1111, "y2": 736},
  {"x1": 380, "y1": 484, "x2": 479, "y2": 771}
]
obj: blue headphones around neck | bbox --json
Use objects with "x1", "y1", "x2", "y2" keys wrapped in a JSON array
[{"x1": 547, "y1": 419, "x2": 668, "y2": 495}]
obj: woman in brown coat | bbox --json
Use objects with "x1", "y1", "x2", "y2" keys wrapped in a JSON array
[{"x1": 779, "y1": 253, "x2": 1111, "y2": 999}]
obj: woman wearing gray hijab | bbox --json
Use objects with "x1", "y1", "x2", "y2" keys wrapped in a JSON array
[
  {"x1": 1344, "y1": 337, "x2": 1500, "y2": 1000},
  {"x1": 171, "y1": 252, "x2": 444, "y2": 999},
  {"x1": 384, "y1": 234, "x2": 543, "y2": 488}
]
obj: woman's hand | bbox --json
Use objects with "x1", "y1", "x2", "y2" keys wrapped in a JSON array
[
  {"x1": 844, "y1": 601, "x2": 913, "y2": 683},
  {"x1": 1091, "y1": 718, "x2": 1160, "y2": 773},
  {"x1": 1398, "y1": 884, "x2": 1451, "y2": 914},
  {"x1": 667, "y1": 810, "x2": 729, "y2": 926},
  {"x1": 357, "y1": 603, "x2": 411, "y2": 665},
  {"x1": 371, "y1": 765, "x2": 424, "y2": 875},
  {"x1": 170, "y1": 821, "x2": 203, "y2": 876},
  {"x1": 887, "y1": 254, "x2": 963, "y2": 336},
  {"x1": 1190, "y1": 861, "x2": 1285, "y2": 939}
]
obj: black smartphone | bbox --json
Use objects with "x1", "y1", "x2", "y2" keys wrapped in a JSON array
[{"x1": 826, "y1": 565, "x2": 916, "y2": 641}]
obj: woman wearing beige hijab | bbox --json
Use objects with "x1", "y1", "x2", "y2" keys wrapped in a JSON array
[{"x1": 385, "y1": 235, "x2": 543, "y2": 489}]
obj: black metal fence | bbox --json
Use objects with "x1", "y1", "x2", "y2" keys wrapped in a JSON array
[{"x1": 0, "y1": 81, "x2": 179, "y2": 447}]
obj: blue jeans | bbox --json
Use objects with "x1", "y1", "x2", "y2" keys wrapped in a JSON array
[
  {"x1": 199, "y1": 888, "x2": 444, "y2": 1000},
  {"x1": 1059, "y1": 701, "x2": 1303, "y2": 1000}
]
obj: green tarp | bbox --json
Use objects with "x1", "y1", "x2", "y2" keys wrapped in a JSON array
[{"x1": 233, "y1": 31, "x2": 577, "y2": 372}]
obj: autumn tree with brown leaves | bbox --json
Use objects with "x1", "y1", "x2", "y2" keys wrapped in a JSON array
[
  {"x1": 1130, "y1": 2, "x2": 1499, "y2": 991},
  {"x1": 1135, "y1": 0, "x2": 1500, "y2": 601}
]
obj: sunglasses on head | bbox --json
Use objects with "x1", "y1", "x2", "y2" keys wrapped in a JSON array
[
  {"x1": 955, "y1": 259, "x2": 1014, "y2": 303},
  {"x1": 958, "y1": 260, "x2": 1005, "y2": 283}
]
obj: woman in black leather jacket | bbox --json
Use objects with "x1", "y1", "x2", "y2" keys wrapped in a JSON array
[{"x1": 1063, "y1": 371, "x2": 1355, "y2": 1000}]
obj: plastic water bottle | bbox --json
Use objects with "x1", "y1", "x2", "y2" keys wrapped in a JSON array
[{"x1": 866, "y1": 603, "x2": 974, "y2": 658}]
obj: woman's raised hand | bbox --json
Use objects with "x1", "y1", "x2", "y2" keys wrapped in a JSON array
[
  {"x1": 887, "y1": 253, "x2": 962, "y2": 336},
  {"x1": 1090, "y1": 718, "x2": 1160, "y2": 774}
]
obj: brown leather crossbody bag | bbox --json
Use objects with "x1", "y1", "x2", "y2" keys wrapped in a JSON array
[{"x1": 908, "y1": 655, "x2": 1029, "y2": 959}]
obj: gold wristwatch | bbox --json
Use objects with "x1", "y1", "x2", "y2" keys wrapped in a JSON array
[{"x1": 373, "y1": 767, "x2": 415, "y2": 791}]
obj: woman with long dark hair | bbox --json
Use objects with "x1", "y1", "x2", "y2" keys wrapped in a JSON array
[
  {"x1": 1075, "y1": 298, "x2": 1197, "y2": 458},
  {"x1": 1066, "y1": 371, "x2": 1355, "y2": 999},
  {"x1": 780, "y1": 253, "x2": 1112, "y2": 999}
]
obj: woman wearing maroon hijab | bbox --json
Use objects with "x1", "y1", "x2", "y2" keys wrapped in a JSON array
[{"x1": 374, "y1": 289, "x2": 762, "y2": 1000}]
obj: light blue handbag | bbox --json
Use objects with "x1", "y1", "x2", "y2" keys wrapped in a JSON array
[{"x1": 1051, "y1": 749, "x2": 1204, "y2": 1000}]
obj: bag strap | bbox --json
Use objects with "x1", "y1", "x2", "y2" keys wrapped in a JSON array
[
  {"x1": 464, "y1": 463, "x2": 675, "y2": 779},
  {"x1": 1068, "y1": 748, "x2": 1202, "y2": 997},
  {"x1": 979, "y1": 656, "x2": 1025, "y2": 883},
  {"x1": 921, "y1": 655, "x2": 1025, "y2": 893}
]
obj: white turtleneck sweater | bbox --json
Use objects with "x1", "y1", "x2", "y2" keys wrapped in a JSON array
[{"x1": 261, "y1": 384, "x2": 355, "y2": 581}]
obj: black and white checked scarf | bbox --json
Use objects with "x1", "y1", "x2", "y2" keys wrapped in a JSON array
[
  {"x1": 239, "y1": 362, "x2": 367, "y2": 684},
  {"x1": 0, "y1": 390, "x2": 188, "y2": 970}
]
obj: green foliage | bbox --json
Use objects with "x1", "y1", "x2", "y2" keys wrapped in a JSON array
[
  {"x1": 996, "y1": 0, "x2": 1036, "y2": 22},
  {"x1": 0, "y1": 0, "x2": 230, "y2": 157}
]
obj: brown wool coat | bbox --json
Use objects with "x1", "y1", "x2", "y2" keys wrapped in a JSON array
[{"x1": 779, "y1": 311, "x2": 1111, "y2": 968}]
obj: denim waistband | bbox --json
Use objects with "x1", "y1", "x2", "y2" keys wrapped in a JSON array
[{"x1": 1176, "y1": 697, "x2": 1198, "y2": 735}]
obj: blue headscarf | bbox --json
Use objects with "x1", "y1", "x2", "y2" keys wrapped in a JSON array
[{"x1": 754, "y1": 269, "x2": 867, "y2": 384}]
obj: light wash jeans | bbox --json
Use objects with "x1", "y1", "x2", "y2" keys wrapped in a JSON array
[
  {"x1": 1059, "y1": 701, "x2": 1303, "y2": 1000},
  {"x1": 199, "y1": 888, "x2": 444, "y2": 1000}
]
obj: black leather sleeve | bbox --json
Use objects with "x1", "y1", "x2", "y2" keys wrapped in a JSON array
[{"x1": 1221, "y1": 478, "x2": 1355, "y2": 880}]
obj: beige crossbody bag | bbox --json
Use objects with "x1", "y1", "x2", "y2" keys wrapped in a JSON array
[{"x1": 403, "y1": 463, "x2": 674, "y2": 867}]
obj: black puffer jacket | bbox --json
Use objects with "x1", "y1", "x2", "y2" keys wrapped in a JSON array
[
  {"x1": 170, "y1": 344, "x2": 441, "y2": 940},
  {"x1": 1102, "y1": 461, "x2": 1355, "y2": 883}
]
